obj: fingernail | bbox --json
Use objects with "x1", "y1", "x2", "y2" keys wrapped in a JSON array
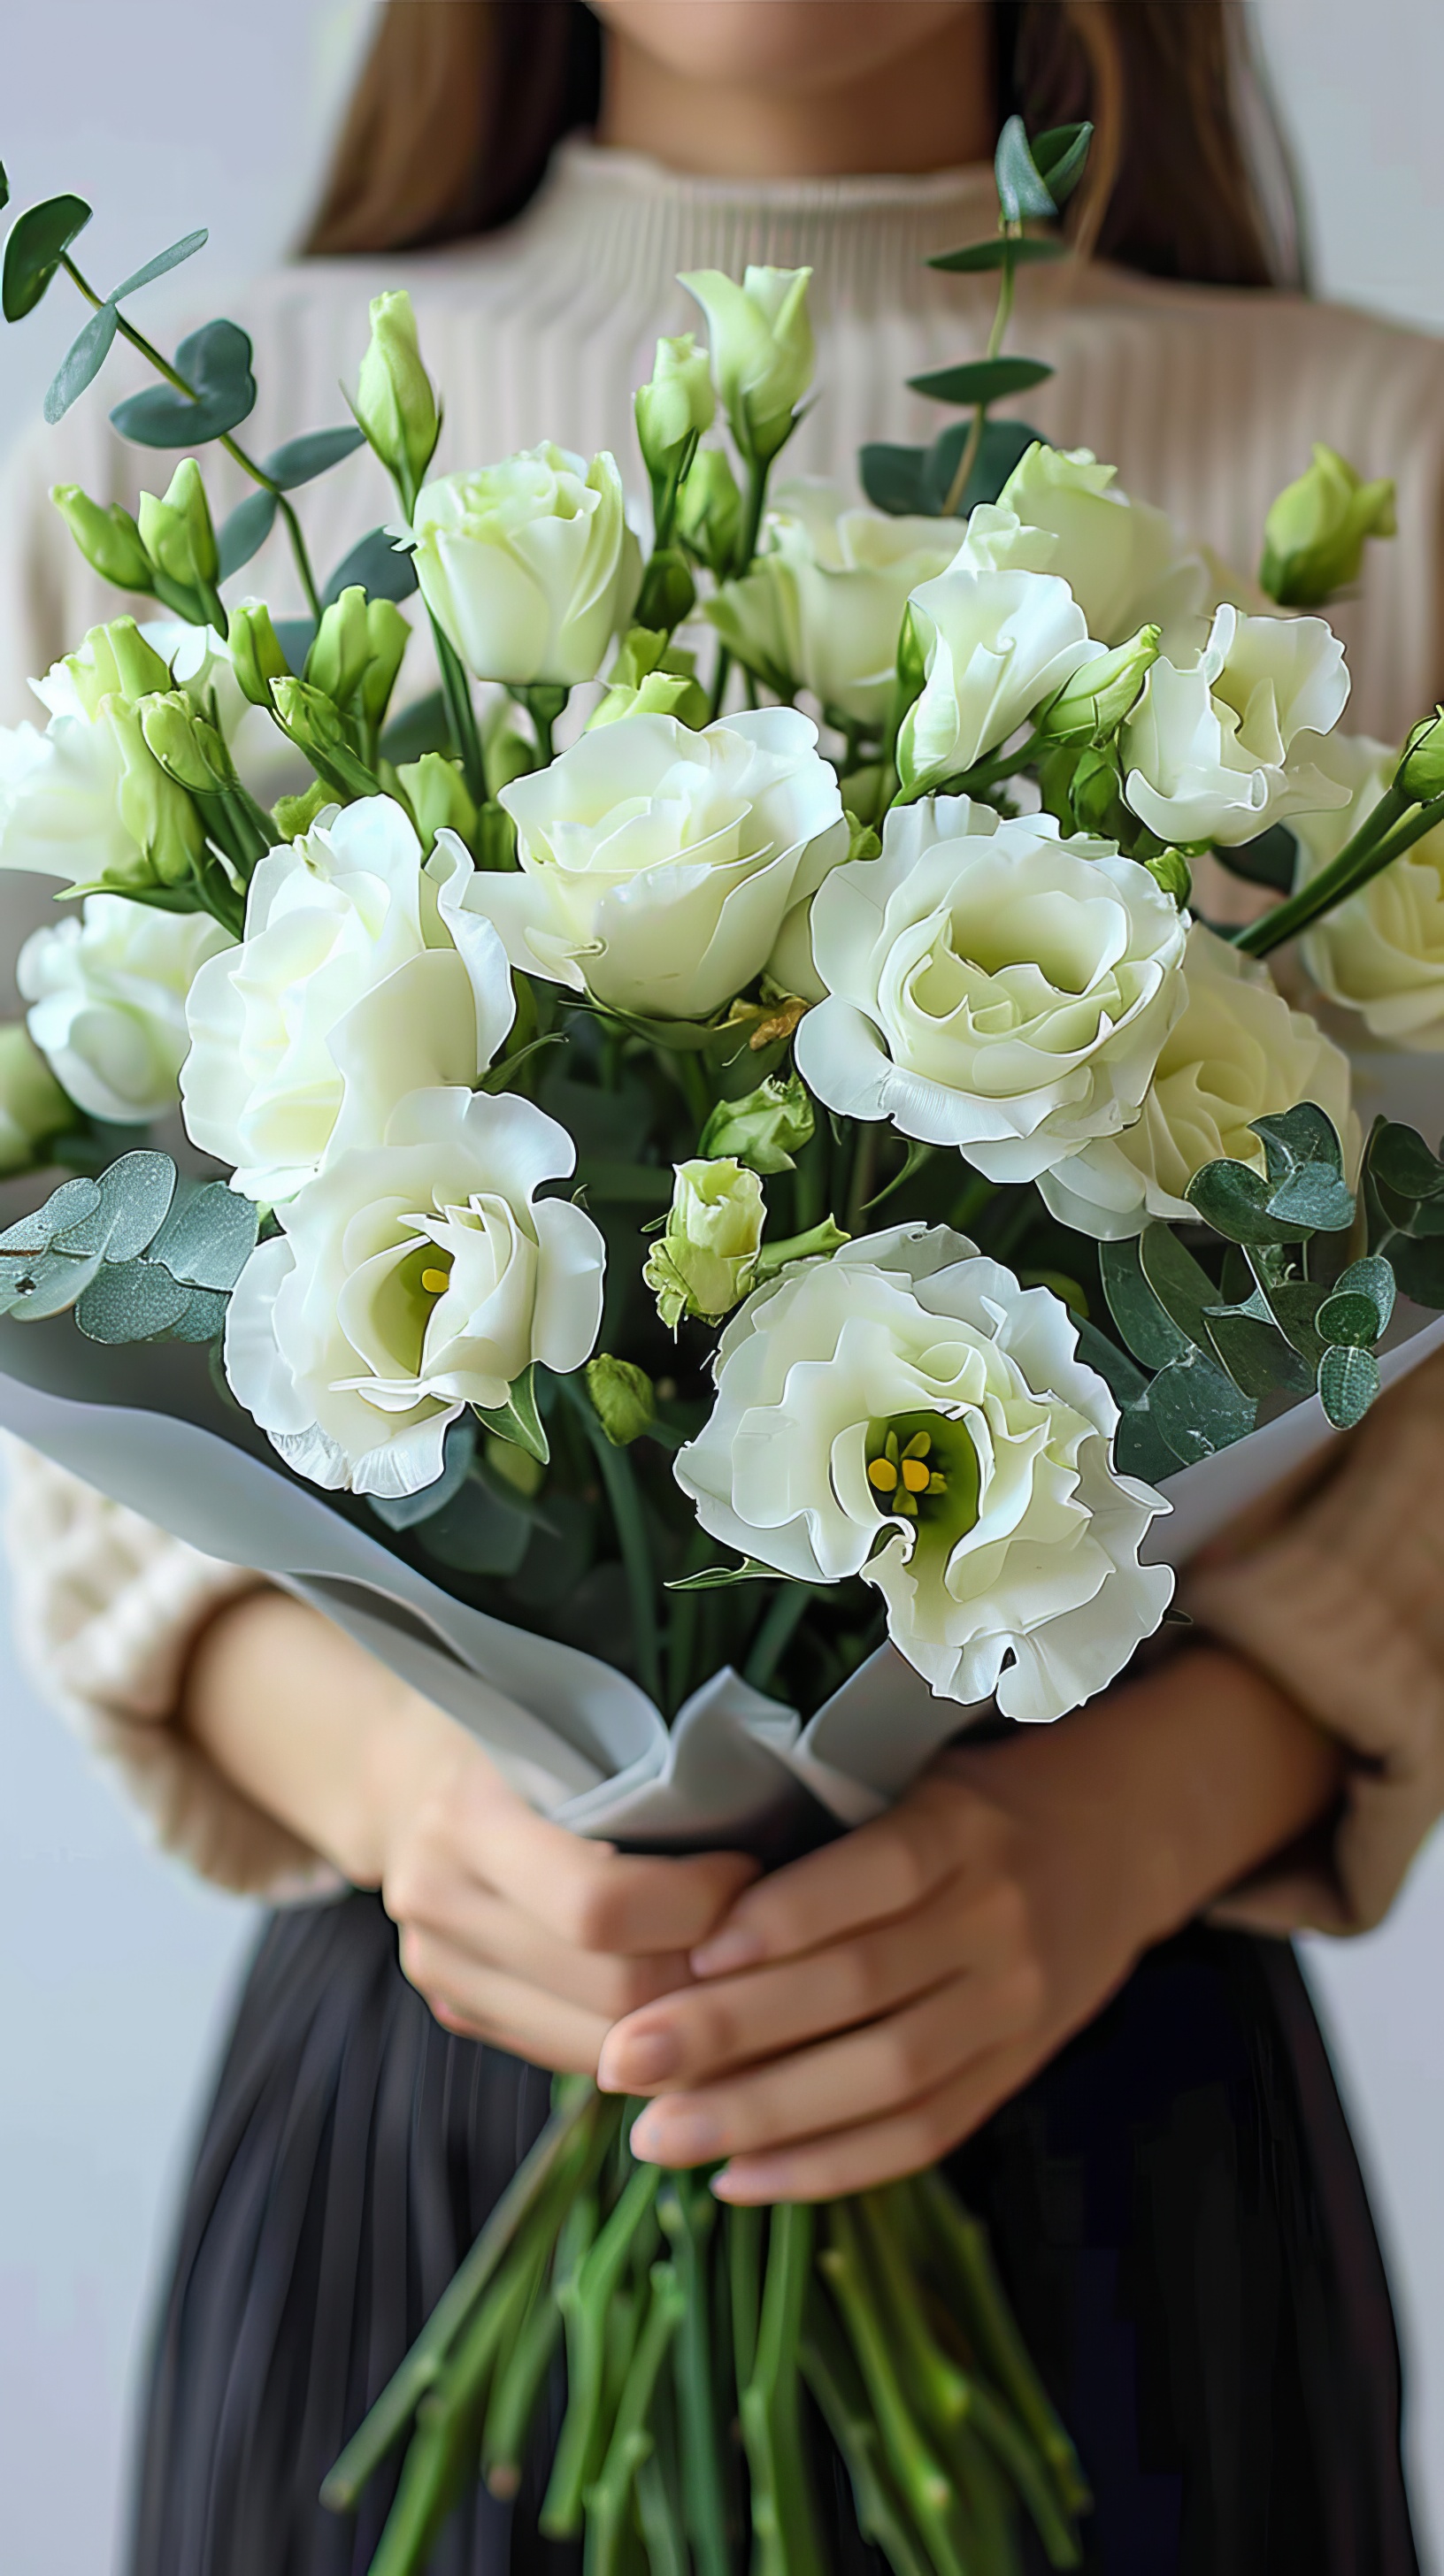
[
  {"x1": 630, "y1": 2102, "x2": 721, "y2": 2164},
  {"x1": 690, "y1": 1927, "x2": 763, "y2": 1977},
  {"x1": 711, "y1": 2160, "x2": 787, "y2": 2204},
  {"x1": 606, "y1": 2026, "x2": 680, "y2": 2088}
]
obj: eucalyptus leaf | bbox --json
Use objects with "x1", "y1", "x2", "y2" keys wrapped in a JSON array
[
  {"x1": 44, "y1": 300, "x2": 118, "y2": 423},
  {"x1": 1032, "y1": 121, "x2": 1094, "y2": 204},
  {"x1": 1252, "y1": 1104, "x2": 1355, "y2": 1233},
  {"x1": 927, "y1": 236, "x2": 1071, "y2": 273},
  {"x1": 859, "y1": 417, "x2": 1039, "y2": 518},
  {"x1": 273, "y1": 617, "x2": 316, "y2": 671},
  {"x1": 1262, "y1": 1276, "x2": 1327, "y2": 1367},
  {"x1": 1316, "y1": 1290, "x2": 1384, "y2": 1349},
  {"x1": 3, "y1": 193, "x2": 92, "y2": 322},
  {"x1": 1137, "y1": 1223, "x2": 1219, "y2": 1354},
  {"x1": 1317, "y1": 1344, "x2": 1380, "y2": 1430},
  {"x1": 76, "y1": 1257, "x2": 191, "y2": 1344},
  {"x1": 1203, "y1": 1309, "x2": 1313, "y2": 1399},
  {"x1": 216, "y1": 487, "x2": 278, "y2": 580},
  {"x1": 1098, "y1": 1235, "x2": 1190, "y2": 1370},
  {"x1": 1114, "y1": 1396, "x2": 1185, "y2": 1485},
  {"x1": 994, "y1": 114, "x2": 1058, "y2": 223},
  {"x1": 0, "y1": 1245, "x2": 104, "y2": 1319},
  {"x1": 907, "y1": 356, "x2": 1055, "y2": 409},
  {"x1": 1369, "y1": 1121, "x2": 1444, "y2": 1202},
  {"x1": 1212, "y1": 823, "x2": 1297, "y2": 894},
  {"x1": 322, "y1": 525, "x2": 418, "y2": 608},
  {"x1": 380, "y1": 687, "x2": 451, "y2": 766},
  {"x1": 111, "y1": 318, "x2": 256, "y2": 447},
  {"x1": 1186, "y1": 1158, "x2": 1309, "y2": 1246},
  {"x1": 472, "y1": 1361, "x2": 548, "y2": 1467},
  {"x1": 1146, "y1": 1350, "x2": 1256, "y2": 1465},
  {"x1": 0, "y1": 166, "x2": 9, "y2": 215},
  {"x1": 1331, "y1": 1254, "x2": 1395, "y2": 1338},
  {"x1": 0, "y1": 1176, "x2": 99, "y2": 1251},
  {"x1": 1072, "y1": 1315, "x2": 1148, "y2": 1406},
  {"x1": 110, "y1": 228, "x2": 208, "y2": 303},
  {"x1": 57, "y1": 1149, "x2": 176, "y2": 1261},
  {"x1": 148, "y1": 1179, "x2": 258, "y2": 1291},
  {"x1": 264, "y1": 424, "x2": 366, "y2": 490},
  {"x1": 1388, "y1": 1235, "x2": 1444, "y2": 1307},
  {"x1": 170, "y1": 1285, "x2": 230, "y2": 1343}
]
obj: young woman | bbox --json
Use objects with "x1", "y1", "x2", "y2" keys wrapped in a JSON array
[{"x1": 4, "y1": 6, "x2": 1444, "y2": 2570}]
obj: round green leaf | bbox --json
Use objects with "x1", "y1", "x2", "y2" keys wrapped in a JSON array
[
  {"x1": 1315, "y1": 1290, "x2": 1383, "y2": 1349},
  {"x1": 76, "y1": 1257, "x2": 191, "y2": 1345},
  {"x1": 927, "y1": 237, "x2": 1070, "y2": 274},
  {"x1": 907, "y1": 356, "x2": 1055, "y2": 408},
  {"x1": 321, "y1": 525, "x2": 419, "y2": 608},
  {"x1": 1371, "y1": 1121, "x2": 1444, "y2": 1201},
  {"x1": 3, "y1": 192, "x2": 92, "y2": 322},
  {"x1": 1317, "y1": 1344, "x2": 1380, "y2": 1429},
  {"x1": 110, "y1": 317, "x2": 256, "y2": 447}
]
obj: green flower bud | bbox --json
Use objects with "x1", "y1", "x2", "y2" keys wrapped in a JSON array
[
  {"x1": 590, "y1": 668, "x2": 709, "y2": 732},
  {"x1": 753, "y1": 1213, "x2": 849, "y2": 1282},
  {"x1": 0, "y1": 1025, "x2": 71, "y2": 1173},
  {"x1": 1036, "y1": 625, "x2": 1160, "y2": 748},
  {"x1": 138, "y1": 690, "x2": 229, "y2": 794},
  {"x1": 305, "y1": 585, "x2": 372, "y2": 707},
  {"x1": 698, "y1": 1072, "x2": 815, "y2": 1175},
  {"x1": 1397, "y1": 707, "x2": 1444, "y2": 803},
  {"x1": 62, "y1": 617, "x2": 173, "y2": 721},
  {"x1": 105, "y1": 702, "x2": 206, "y2": 887},
  {"x1": 359, "y1": 597, "x2": 411, "y2": 731},
  {"x1": 586, "y1": 1353, "x2": 658, "y2": 1447},
  {"x1": 50, "y1": 484, "x2": 152, "y2": 593},
  {"x1": 137, "y1": 457, "x2": 218, "y2": 592},
  {"x1": 644, "y1": 1157, "x2": 766, "y2": 1331},
  {"x1": 396, "y1": 749, "x2": 477, "y2": 855},
  {"x1": 269, "y1": 678, "x2": 377, "y2": 799},
  {"x1": 634, "y1": 545, "x2": 697, "y2": 638},
  {"x1": 354, "y1": 289, "x2": 440, "y2": 497},
  {"x1": 680, "y1": 265, "x2": 815, "y2": 466},
  {"x1": 676, "y1": 447, "x2": 743, "y2": 580},
  {"x1": 273, "y1": 779, "x2": 334, "y2": 842},
  {"x1": 1260, "y1": 443, "x2": 1396, "y2": 609},
  {"x1": 1142, "y1": 846, "x2": 1192, "y2": 907},
  {"x1": 228, "y1": 601, "x2": 292, "y2": 709},
  {"x1": 634, "y1": 334, "x2": 715, "y2": 484}
]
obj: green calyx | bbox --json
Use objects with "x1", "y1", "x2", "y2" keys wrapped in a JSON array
[{"x1": 864, "y1": 1410, "x2": 980, "y2": 1542}]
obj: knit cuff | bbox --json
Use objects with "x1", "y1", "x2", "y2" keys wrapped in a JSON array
[{"x1": 2, "y1": 1438, "x2": 342, "y2": 1903}]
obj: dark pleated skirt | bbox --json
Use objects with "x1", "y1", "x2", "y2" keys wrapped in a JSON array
[{"x1": 126, "y1": 1890, "x2": 1419, "y2": 2576}]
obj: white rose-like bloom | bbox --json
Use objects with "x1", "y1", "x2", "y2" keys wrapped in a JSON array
[
  {"x1": 467, "y1": 706, "x2": 847, "y2": 1023},
  {"x1": 409, "y1": 446, "x2": 642, "y2": 687},
  {"x1": 992, "y1": 444, "x2": 1209, "y2": 650},
  {"x1": 224, "y1": 1085, "x2": 607, "y2": 1499},
  {"x1": 1123, "y1": 601, "x2": 1351, "y2": 847},
  {"x1": 1293, "y1": 732, "x2": 1444, "y2": 1049},
  {"x1": 707, "y1": 480, "x2": 960, "y2": 728},
  {"x1": 1039, "y1": 920, "x2": 1359, "y2": 1238},
  {"x1": 19, "y1": 895, "x2": 231, "y2": 1124},
  {"x1": 676, "y1": 1223, "x2": 1171, "y2": 1720},
  {"x1": 181, "y1": 794, "x2": 515, "y2": 1200},
  {"x1": 795, "y1": 796, "x2": 1187, "y2": 1185},
  {"x1": 895, "y1": 556, "x2": 1095, "y2": 794}
]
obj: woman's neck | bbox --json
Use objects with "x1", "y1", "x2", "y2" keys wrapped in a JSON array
[{"x1": 595, "y1": 11, "x2": 995, "y2": 182}]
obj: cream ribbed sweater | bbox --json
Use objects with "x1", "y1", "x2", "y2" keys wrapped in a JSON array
[{"x1": 4, "y1": 142, "x2": 1444, "y2": 1918}]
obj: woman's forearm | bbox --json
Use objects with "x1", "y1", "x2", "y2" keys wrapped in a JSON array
[
  {"x1": 948, "y1": 1644, "x2": 1345, "y2": 1947},
  {"x1": 180, "y1": 1589, "x2": 466, "y2": 1887}
]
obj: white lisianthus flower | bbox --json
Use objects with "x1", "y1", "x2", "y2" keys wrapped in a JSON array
[
  {"x1": 993, "y1": 444, "x2": 1209, "y2": 649},
  {"x1": 707, "y1": 480, "x2": 960, "y2": 728},
  {"x1": 895, "y1": 556, "x2": 1095, "y2": 795},
  {"x1": 795, "y1": 796, "x2": 1187, "y2": 1185},
  {"x1": 1293, "y1": 733, "x2": 1444, "y2": 1049},
  {"x1": 1123, "y1": 601, "x2": 1351, "y2": 847},
  {"x1": 1038, "y1": 921, "x2": 1360, "y2": 1237},
  {"x1": 465, "y1": 706, "x2": 847, "y2": 1023},
  {"x1": 181, "y1": 794, "x2": 515, "y2": 1200},
  {"x1": 19, "y1": 896, "x2": 231, "y2": 1125},
  {"x1": 409, "y1": 446, "x2": 642, "y2": 687},
  {"x1": 224, "y1": 1085, "x2": 607, "y2": 1500},
  {"x1": 676, "y1": 1223, "x2": 1171, "y2": 1720},
  {"x1": 0, "y1": 1025, "x2": 72, "y2": 1170}
]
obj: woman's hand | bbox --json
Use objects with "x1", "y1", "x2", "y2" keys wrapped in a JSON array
[
  {"x1": 181, "y1": 1589, "x2": 756, "y2": 2074},
  {"x1": 597, "y1": 1647, "x2": 1341, "y2": 2199}
]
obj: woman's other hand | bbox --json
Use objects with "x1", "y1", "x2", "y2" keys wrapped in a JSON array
[{"x1": 597, "y1": 1646, "x2": 1340, "y2": 2198}]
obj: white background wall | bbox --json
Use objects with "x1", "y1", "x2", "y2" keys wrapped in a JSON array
[{"x1": 1, "y1": 4, "x2": 1443, "y2": 2568}]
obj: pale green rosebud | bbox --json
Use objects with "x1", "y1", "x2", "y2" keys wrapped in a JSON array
[
  {"x1": 137, "y1": 458, "x2": 218, "y2": 592},
  {"x1": 273, "y1": 779, "x2": 334, "y2": 841},
  {"x1": 635, "y1": 334, "x2": 715, "y2": 484},
  {"x1": 1036, "y1": 625, "x2": 1160, "y2": 748},
  {"x1": 586, "y1": 1353, "x2": 657, "y2": 1447},
  {"x1": 270, "y1": 678, "x2": 377, "y2": 798},
  {"x1": 680, "y1": 265, "x2": 815, "y2": 465},
  {"x1": 676, "y1": 446, "x2": 743, "y2": 579},
  {"x1": 354, "y1": 290, "x2": 440, "y2": 497},
  {"x1": 396, "y1": 750, "x2": 478, "y2": 855},
  {"x1": 305, "y1": 585, "x2": 372, "y2": 707},
  {"x1": 50, "y1": 485, "x2": 153, "y2": 593},
  {"x1": 1397, "y1": 707, "x2": 1444, "y2": 803},
  {"x1": 139, "y1": 690, "x2": 230, "y2": 794},
  {"x1": 0, "y1": 1025, "x2": 70, "y2": 1172},
  {"x1": 359, "y1": 598, "x2": 411, "y2": 730},
  {"x1": 1261, "y1": 444, "x2": 1396, "y2": 609},
  {"x1": 228, "y1": 601, "x2": 292, "y2": 709},
  {"x1": 644, "y1": 1158, "x2": 765, "y2": 1331},
  {"x1": 698, "y1": 1072, "x2": 814, "y2": 1175},
  {"x1": 63, "y1": 617, "x2": 172, "y2": 721},
  {"x1": 106, "y1": 702, "x2": 206, "y2": 887},
  {"x1": 634, "y1": 545, "x2": 697, "y2": 638}
]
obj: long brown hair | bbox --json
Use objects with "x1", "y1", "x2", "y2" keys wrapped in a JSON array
[{"x1": 303, "y1": 0, "x2": 1300, "y2": 291}]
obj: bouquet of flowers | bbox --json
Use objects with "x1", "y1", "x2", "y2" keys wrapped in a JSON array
[{"x1": 1, "y1": 115, "x2": 1442, "y2": 2576}]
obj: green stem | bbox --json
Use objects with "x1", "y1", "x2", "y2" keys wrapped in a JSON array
[
  {"x1": 365, "y1": 2236, "x2": 543, "y2": 2576},
  {"x1": 740, "y1": 2204, "x2": 826, "y2": 2576},
  {"x1": 741, "y1": 1584, "x2": 811, "y2": 1696},
  {"x1": 658, "y1": 2177, "x2": 731, "y2": 2576},
  {"x1": 558, "y1": 1376, "x2": 664, "y2": 1708},
  {"x1": 433, "y1": 620, "x2": 488, "y2": 807},
  {"x1": 708, "y1": 645, "x2": 734, "y2": 723},
  {"x1": 729, "y1": 2203, "x2": 764, "y2": 2392},
  {"x1": 64, "y1": 254, "x2": 324, "y2": 622},
  {"x1": 321, "y1": 2079, "x2": 601, "y2": 2511},
  {"x1": 481, "y1": 2270, "x2": 566, "y2": 2501},
  {"x1": 800, "y1": 2304, "x2": 934, "y2": 2576},
  {"x1": 543, "y1": 2160, "x2": 664, "y2": 2536},
  {"x1": 634, "y1": 2446, "x2": 691, "y2": 2576},
  {"x1": 583, "y1": 2262, "x2": 687, "y2": 2576},
  {"x1": 1234, "y1": 781, "x2": 1444, "y2": 957},
  {"x1": 941, "y1": 237, "x2": 1018, "y2": 519},
  {"x1": 820, "y1": 2207, "x2": 969, "y2": 2576}
]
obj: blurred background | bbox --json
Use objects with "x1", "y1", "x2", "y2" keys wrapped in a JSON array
[{"x1": 2, "y1": 4, "x2": 1442, "y2": 2567}]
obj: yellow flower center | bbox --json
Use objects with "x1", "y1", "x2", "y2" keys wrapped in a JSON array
[
  {"x1": 420, "y1": 1259, "x2": 452, "y2": 1298},
  {"x1": 864, "y1": 1413, "x2": 982, "y2": 1542}
]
